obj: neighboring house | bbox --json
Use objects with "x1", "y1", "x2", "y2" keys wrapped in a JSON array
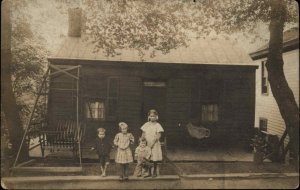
[
  {"x1": 249, "y1": 27, "x2": 299, "y2": 144},
  {"x1": 46, "y1": 9, "x2": 258, "y2": 152}
]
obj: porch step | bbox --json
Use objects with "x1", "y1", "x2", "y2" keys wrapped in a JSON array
[
  {"x1": 12, "y1": 166, "x2": 82, "y2": 173},
  {"x1": 2, "y1": 175, "x2": 180, "y2": 189},
  {"x1": 4, "y1": 175, "x2": 179, "y2": 183},
  {"x1": 11, "y1": 166, "x2": 83, "y2": 176}
]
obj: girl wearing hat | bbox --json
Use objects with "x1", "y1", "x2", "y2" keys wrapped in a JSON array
[
  {"x1": 141, "y1": 109, "x2": 164, "y2": 177},
  {"x1": 114, "y1": 122, "x2": 134, "y2": 181}
]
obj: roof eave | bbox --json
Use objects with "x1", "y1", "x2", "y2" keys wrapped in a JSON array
[
  {"x1": 48, "y1": 57, "x2": 258, "y2": 68},
  {"x1": 250, "y1": 38, "x2": 299, "y2": 60}
]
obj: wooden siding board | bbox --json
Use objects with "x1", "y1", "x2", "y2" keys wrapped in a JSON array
[
  {"x1": 118, "y1": 76, "x2": 142, "y2": 128},
  {"x1": 166, "y1": 78, "x2": 192, "y2": 135}
]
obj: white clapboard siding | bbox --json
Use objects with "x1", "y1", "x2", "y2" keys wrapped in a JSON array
[{"x1": 254, "y1": 49, "x2": 299, "y2": 145}]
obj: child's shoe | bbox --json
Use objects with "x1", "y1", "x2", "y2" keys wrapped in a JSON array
[
  {"x1": 144, "y1": 167, "x2": 152, "y2": 178},
  {"x1": 152, "y1": 167, "x2": 157, "y2": 177},
  {"x1": 143, "y1": 171, "x2": 152, "y2": 178}
]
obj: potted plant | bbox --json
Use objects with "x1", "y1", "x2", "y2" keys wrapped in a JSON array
[{"x1": 251, "y1": 134, "x2": 267, "y2": 164}]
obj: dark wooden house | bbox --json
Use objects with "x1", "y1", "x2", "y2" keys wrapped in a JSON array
[{"x1": 46, "y1": 9, "x2": 258, "y2": 152}]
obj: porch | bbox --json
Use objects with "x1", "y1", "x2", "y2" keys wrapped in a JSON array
[
  {"x1": 12, "y1": 64, "x2": 260, "y2": 172},
  {"x1": 28, "y1": 137, "x2": 253, "y2": 162}
]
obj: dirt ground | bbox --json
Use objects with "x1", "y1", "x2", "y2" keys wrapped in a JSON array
[
  {"x1": 174, "y1": 161, "x2": 296, "y2": 175},
  {"x1": 2, "y1": 176, "x2": 299, "y2": 189},
  {"x1": 9, "y1": 158, "x2": 297, "y2": 177}
]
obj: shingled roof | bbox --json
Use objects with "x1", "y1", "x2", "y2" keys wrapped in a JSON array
[
  {"x1": 250, "y1": 27, "x2": 299, "y2": 60},
  {"x1": 49, "y1": 35, "x2": 255, "y2": 66},
  {"x1": 50, "y1": 8, "x2": 255, "y2": 66}
]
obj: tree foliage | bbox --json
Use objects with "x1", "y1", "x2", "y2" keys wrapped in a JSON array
[
  {"x1": 83, "y1": 0, "x2": 192, "y2": 58},
  {"x1": 11, "y1": 21, "x2": 48, "y2": 97},
  {"x1": 9, "y1": 1, "x2": 49, "y2": 124},
  {"x1": 81, "y1": 0, "x2": 297, "y2": 58}
]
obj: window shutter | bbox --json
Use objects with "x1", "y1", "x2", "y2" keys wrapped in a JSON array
[{"x1": 261, "y1": 61, "x2": 269, "y2": 95}]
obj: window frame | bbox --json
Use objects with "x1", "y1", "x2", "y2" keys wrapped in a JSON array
[
  {"x1": 201, "y1": 103, "x2": 219, "y2": 124},
  {"x1": 85, "y1": 99, "x2": 106, "y2": 121},
  {"x1": 259, "y1": 117, "x2": 268, "y2": 132}
]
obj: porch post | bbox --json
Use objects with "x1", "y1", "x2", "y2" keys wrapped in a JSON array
[{"x1": 77, "y1": 66, "x2": 82, "y2": 166}]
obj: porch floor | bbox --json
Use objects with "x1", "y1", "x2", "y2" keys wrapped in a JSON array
[
  {"x1": 29, "y1": 138, "x2": 254, "y2": 162},
  {"x1": 166, "y1": 146, "x2": 253, "y2": 162}
]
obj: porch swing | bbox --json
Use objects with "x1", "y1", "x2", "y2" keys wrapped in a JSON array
[
  {"x1": 12, "y1": 63, "x2": 84, "y2": 174},
  {"x1": 186, "y1": 123, "x2": 211, "y2": 140},
  {"x1": 185, "y1": 103, "x2": 218, "y2": 140}
]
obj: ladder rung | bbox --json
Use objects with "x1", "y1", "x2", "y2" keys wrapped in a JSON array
[
  {"x1": 50, "y1": 88, "x2": 77, "y2": 91},
  {"x1": 37, "y1": 92, "x2": 49, "y2": 95}
]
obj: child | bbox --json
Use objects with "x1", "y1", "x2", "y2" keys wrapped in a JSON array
[
  {"x1": 90, "y1": 128, "x2": 112, "y2": 177},
  {"x1": 141, "y1": 109, "x2": 164, "y2": 177},
  {"x1": 133, "y1": 137, "x2": 152, "y2": 177},
  {"x1": 114, "y1": 122, "x2": 134, "y2": 181}
]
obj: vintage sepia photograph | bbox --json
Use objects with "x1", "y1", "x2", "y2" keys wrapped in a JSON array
[{"x1": 1, "y1": 0, "x2": 299, "y2": 189}]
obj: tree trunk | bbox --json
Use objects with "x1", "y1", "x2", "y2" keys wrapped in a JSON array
[
  {"x1": 1, "y1": 0, "x2": 28, "y2": 162},
  {"x1": 266, "y1": 0, "x2": 299, "y2": 170}
]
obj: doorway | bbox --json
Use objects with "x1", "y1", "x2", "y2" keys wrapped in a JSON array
[{"x1": 142, "y1": 81, "x2": 167, "y2": 124}]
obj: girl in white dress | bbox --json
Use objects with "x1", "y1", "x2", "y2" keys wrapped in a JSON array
[
  {"x1": 114, "y1": 122, "x2": 134, "y2": 181},
  {"x1": 141, "y1": 109, "x2": 164, "y2": 177}
]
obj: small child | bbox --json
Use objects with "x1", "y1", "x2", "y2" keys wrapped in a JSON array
[
  {"x1": 141, "y1": 109, "x2": 164, "y2": 177},
  {"x1": 114, "y1": 122, "x2": 134, "y2": 181},
  {"x1": 133, "y1": 137, "x2": 152, "y2": 177},
  {"x1": 90, "y1": 128, "x2": 112, "y2": 177}
]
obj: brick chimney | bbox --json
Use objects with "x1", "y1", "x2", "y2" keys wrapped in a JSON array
[{"x1": 68, "y1": 8, "x2": 82, "y2": 37}]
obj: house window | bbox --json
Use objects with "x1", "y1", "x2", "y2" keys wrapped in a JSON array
[
  {"x1": 201, "y1": 104, "x2": 218, "y2": 122},
  {"x1": 261, "y1": 61, "x2": 269, "y2": 95},
  {"x1": 86, "y1": 101, "x2": 105, "y2": 119},
  {"x1": 259, "y1": 118, "x2": 268, "y2": 132},
  {"x1": 106, "y1": 77, "x2": 119, "y2": 119}
]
